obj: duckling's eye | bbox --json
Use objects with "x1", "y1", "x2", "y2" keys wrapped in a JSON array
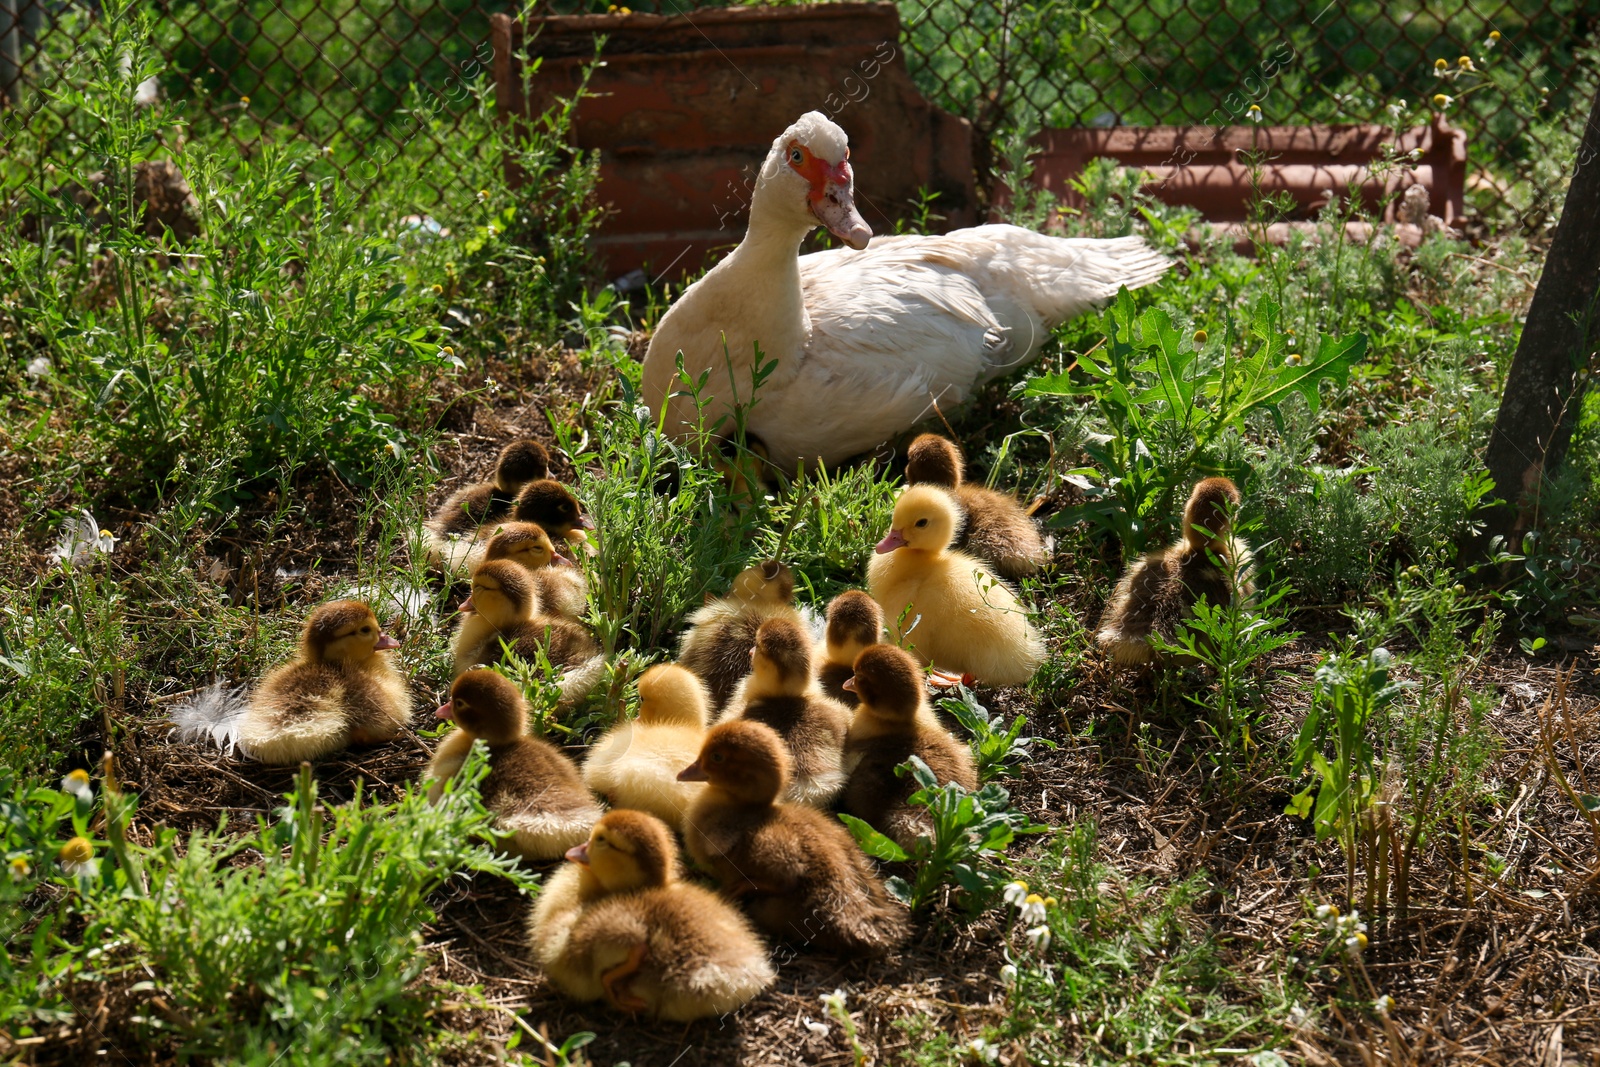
[
  {"x1": 789, "y1": 148, "x2": 804, "y2": 165},
  {"x1": 915, "y1": 518, "x2": 929, "y2": 528},
  {"x1": 710, "y1": 752, "x2": 725, "y2": 764},
  {"x1": 361, "y1": 626, "x2": 372, "y2": 634}
]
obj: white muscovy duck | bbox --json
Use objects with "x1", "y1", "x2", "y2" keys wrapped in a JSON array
[{"x1": 642, "y1": 111, "x2": 1170, "y2": 472}]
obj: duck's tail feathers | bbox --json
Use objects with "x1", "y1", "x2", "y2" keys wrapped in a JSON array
[
  {"x1": 557, "y1": 654, "x2": 608, "y2": 708},
  {"x1": 982, "y1": 225, "x2": 1171, "y2": 324},
  {"x1": 168, "y1": 681, "x2": 251, "y2": 755}
]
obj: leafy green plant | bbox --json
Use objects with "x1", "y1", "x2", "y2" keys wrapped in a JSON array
[
  {"x1": 1025, "y1": 290, "x2": 1365, "y2": 554},
  {"x1": 80, "y1": 756, "x2": 533, "y2": 1062},
  {"x1": 938, "y1": 684, "x2": 1055, "y2": 782},
  {"x1": 1289, "y1": 646, "x2": 1411, "y2": 915},
  {"x1": 842, "y1": 756, "x2": 1042, "y2": 914}
]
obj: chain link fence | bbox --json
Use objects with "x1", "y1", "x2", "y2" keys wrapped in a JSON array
[{"x1": 0, "y1": 0, "x2": 1593, "y2": 223}]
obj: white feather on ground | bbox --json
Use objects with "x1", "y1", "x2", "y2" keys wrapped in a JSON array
[
  {"x1": 339, "y1": 580, "x2": 434, "y2": 626},
  {"x1": 168, "y1": 681, "x2": 251, "y2": 756},
  {"x1": 49, "y1": 511, "x2": 116, "y2": 567}
]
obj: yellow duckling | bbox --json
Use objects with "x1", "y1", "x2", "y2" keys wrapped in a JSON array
[
  {"x1": 1097, "y1": 477, "x2": 1255, "y2": 666},
  {"x1": 583, "y1": 664, "x2": 709, "y2": 830},
  {"x1": 678, "y1": 561, "x2": 805, "y2": 713},
  {"x1": 817, "y1": 590, "x2": 882, "y2": 708},
  {"x1": 426, "y1": 439, "x2": 550, "y2": 564},
  {"x1": 527, "y1": 810, "x2": 774, "y2": 1020},
  {"x1": 720, "y1": 618, "x2": 849, "y2": 808},
  {"x1": 867, "y1": 486, "x2": 1044, "y2": 686},
  {"x1": 482, "y1": 521, "x2": 588, "y2": 620},
  {"x1": 840, "y1": 644, "x2": 977, "y2": 850},
  {"x1": 426, "y1": 669, "x2": 602, "y2": 860},
  {"x1": 453, "y1": 560, "x2": 604, "y2": 706},
  {"x1": 906, "y1": 433, "x2": 1047, "y2": 579},
  {"x1": 236, "y1": 600, "x2": 410, "y2": 764},
  {"x1": 678, "y1": 720, "x2": 910, "y2": 955}
]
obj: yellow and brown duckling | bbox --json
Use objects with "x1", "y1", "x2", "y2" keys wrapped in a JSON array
[
  {"x1": 905, "y1": 434, "x2": 1047, "y2": 579},
  {"x1": 511, "y1": 478, "x2": 597, "y2": 555},
  {"x1": 482, "y1": 521, "x2": 588, "y2": 620},
  {"x1": 234, "y1": 600, "x2": 411, "y2": 764},
  {"x1": 527, "y1": 810, "x2": 775, "y2": 1020},
  {"x1": 678, "y1": 720, "x2": 910, "y2": 956},
  {"x1": 817, "y1": 590, "x2": 883, "y2": 708},
  {"x1": 720, "y1": 617, "x2": 849, "y2": 808},
  {"x1": 678, "y1": 561, "x2": 806, "y2": 714},
  {"x1": 840, "y1": 644, "x2": 977, "y2": 850},
  {"x1": 868, "y1": 486, "x2": 1044, "y2": 686},
  {"x1": 583, "y1": 664, "x2": 710, "y2": 830},
  {"x1": 453, "y1": 560, "x2": 604, "y2": 705},
  {"x1": 426, "y1": 669, "x2": 601, "y2": 860},
  {"x1": 1097, "y1": 476, "x2": 1255, "y2": 666},
  {"x1": 426, "y1": 439, "x2": 550, "y2": 560}
]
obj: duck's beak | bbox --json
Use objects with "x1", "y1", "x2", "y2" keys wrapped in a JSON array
[
  {"x1": 457, "y1": 596, "x2": 474, "y2": 614},
  {"x1": 842, "y1": 677, "x2": 858, "y2": 692},
  {"x1": 677, "y1": 761, "x2": 708, "y2": 782},
  {"x1": 375, "y1": 633, "x2": 401, "y2": 651},
  {"x1": 811, "y1": 158, "x2": 871, "y2": 250},
  {"x1": 577, "y1": 514, "x2": 596, "y2": 531},
  {"x1": 551, "y1": 550, "x2": 573, "y2": 568},
  {"x1": 565, "y1": 842, "x2": 591, "y2": 866},
  {"x1": 435, "y1": 701, "x2": 454, "y2": 721},
  {"x1": 875, "y1": 528, "x2": 908, "y2": 554}
]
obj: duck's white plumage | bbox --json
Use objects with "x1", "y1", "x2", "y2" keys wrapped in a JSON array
[{"x1": 643, "y1": 112, "x2": 1170, "y2": 472}]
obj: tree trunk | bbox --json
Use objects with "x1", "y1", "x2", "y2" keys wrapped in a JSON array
[{"x1": 1480, "y1": 83, "x2": 1600, "y2": 551}]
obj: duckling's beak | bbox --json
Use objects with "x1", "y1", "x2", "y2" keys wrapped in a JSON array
[
  {"x1": 677, "y1": 761, "x2": 708, "y2": 782},
  {"x1": 842, "y1": 677, "x2": 858, "y2": 692},
  {"x1": 457, "y1": 596, "x2": 474, "y2": 614},
  {"x1": 565, "y1": 842, "x2": 591, "y2": 866},
  {"x1": 577, "y1": 514, "x2": 596, "y2": 531},
  {"x1": 375, "y1": 633, "x2": 401, "y2": 651},
  {"x1": 435, "y1": 701, "x2": 454, "y2": 721},
  {"x1": 875, "y1": 529, "x2": 908, "y2": 553},
  {"x1": 551, "y1": 551, "x2": 573, "y2": 568}
]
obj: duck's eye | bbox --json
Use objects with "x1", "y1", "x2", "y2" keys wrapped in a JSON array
[
  {"x1": 789, "y1": 148, "x2": 804, "y2": 166},
  {"x1": 710, "y1": 752, "x2": 725, "y2": 764},
  {"x1": 362, "y1": 626, "x2": 372, "y2": 634},
  {"x1": 915, "y1": 518, "x2": 929, "y2": 528}
]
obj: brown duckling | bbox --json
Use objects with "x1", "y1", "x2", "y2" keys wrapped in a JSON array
[
  {"x1": 235, "y1": 600, "x2": 410, "y2": 764},
  {"x1": 906, "y1": 433, "x2": 1046, "y2": 579},
  {"x1": 453, "y1": 560, "x2": 604, "y2": 706},
  {"x1": 868, "y1": 486, "x2": 1044, "y2": 686},
  {"x1": 840, "y1": 644, "x2": 977, "y2": 850},
  {"x1": 817, "y1": 590, "x2": 883, "y2": 708},
  {"x1": 678, "y1": 720, "x2": 910, "y2": 955},
  {"x1": 678, "y1": 561, "x2": 806, "y2": 713},
  {"x1": 527, "y1": 810, "x2": 774, "y2": 1020},
  {"x1": 583, "y1": 664, "x2": 710, "y2": 830},
  {"x1": 511, "y1": 478, "x2": 597, "y2": 555},
  {"x1": 721, "y1": 618, "x2": 849, "y2": 808},
  {"x1": 482, "y1": 521, "x2": 588, "y2": 620},
  {"x1": 1097, "y1": 477, "x2": 1255, "y2": 666},
  {"x1": 426, "y1": 439, "x2": 550, "y2": 558},
  {"x1": 427, "y1": 670, "x2": 601, "y2": 860}
]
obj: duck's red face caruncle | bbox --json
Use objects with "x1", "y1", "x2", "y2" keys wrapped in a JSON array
[{"x1": 787, "y1": 141, "x2": 871, "y2": 250}]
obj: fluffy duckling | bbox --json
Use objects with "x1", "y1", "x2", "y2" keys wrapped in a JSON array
[
  {"x1": 906, "y1": 434, "x2": 1047, "y2": 579},
  {"x1": 867, "y1": 486, "x2": 1045, "y2": 686},
  {"x1": 679, "y1": 720, "x2": 910, "y2": 955},
  {"x1": 482, "y1": 521, "x2": 588, "y2": 620},
  {"x1": 1097, "y1": 477, "x2": 1255, "y2": 666},
  {"x1": 840, "y1": 644, "x2": 977, "y2": 850},
  {"x1": 511, "y1": 478, "x2": 597, "y2": 555},
  {"x1": 236, "y1": 600, "x2": 410, "y2": 764},
  {"x1": 720, "y1": 618, "x2": 849, "y2": 808},
  {"x1": 426, "y1": 669, "x2": 601, "y2": 860},
  {"x1": 453, "y1": 560, "x2": 604, "y2": 705},
  {"x1": 584, "y1": 664, "x2": 710, "y2": 829},
  {"x1": 678, "y1": 561, "x2": 806, "y2": 713},
  {"x1": 426, "y1": 439, "x2": 550, "y2": 559},
  {"x1": 528, "y1": 810, "x2": 774, "y2": 1020},
  {"x1": 817, "y1": 591, "x2": 882, "y2": 708}
]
